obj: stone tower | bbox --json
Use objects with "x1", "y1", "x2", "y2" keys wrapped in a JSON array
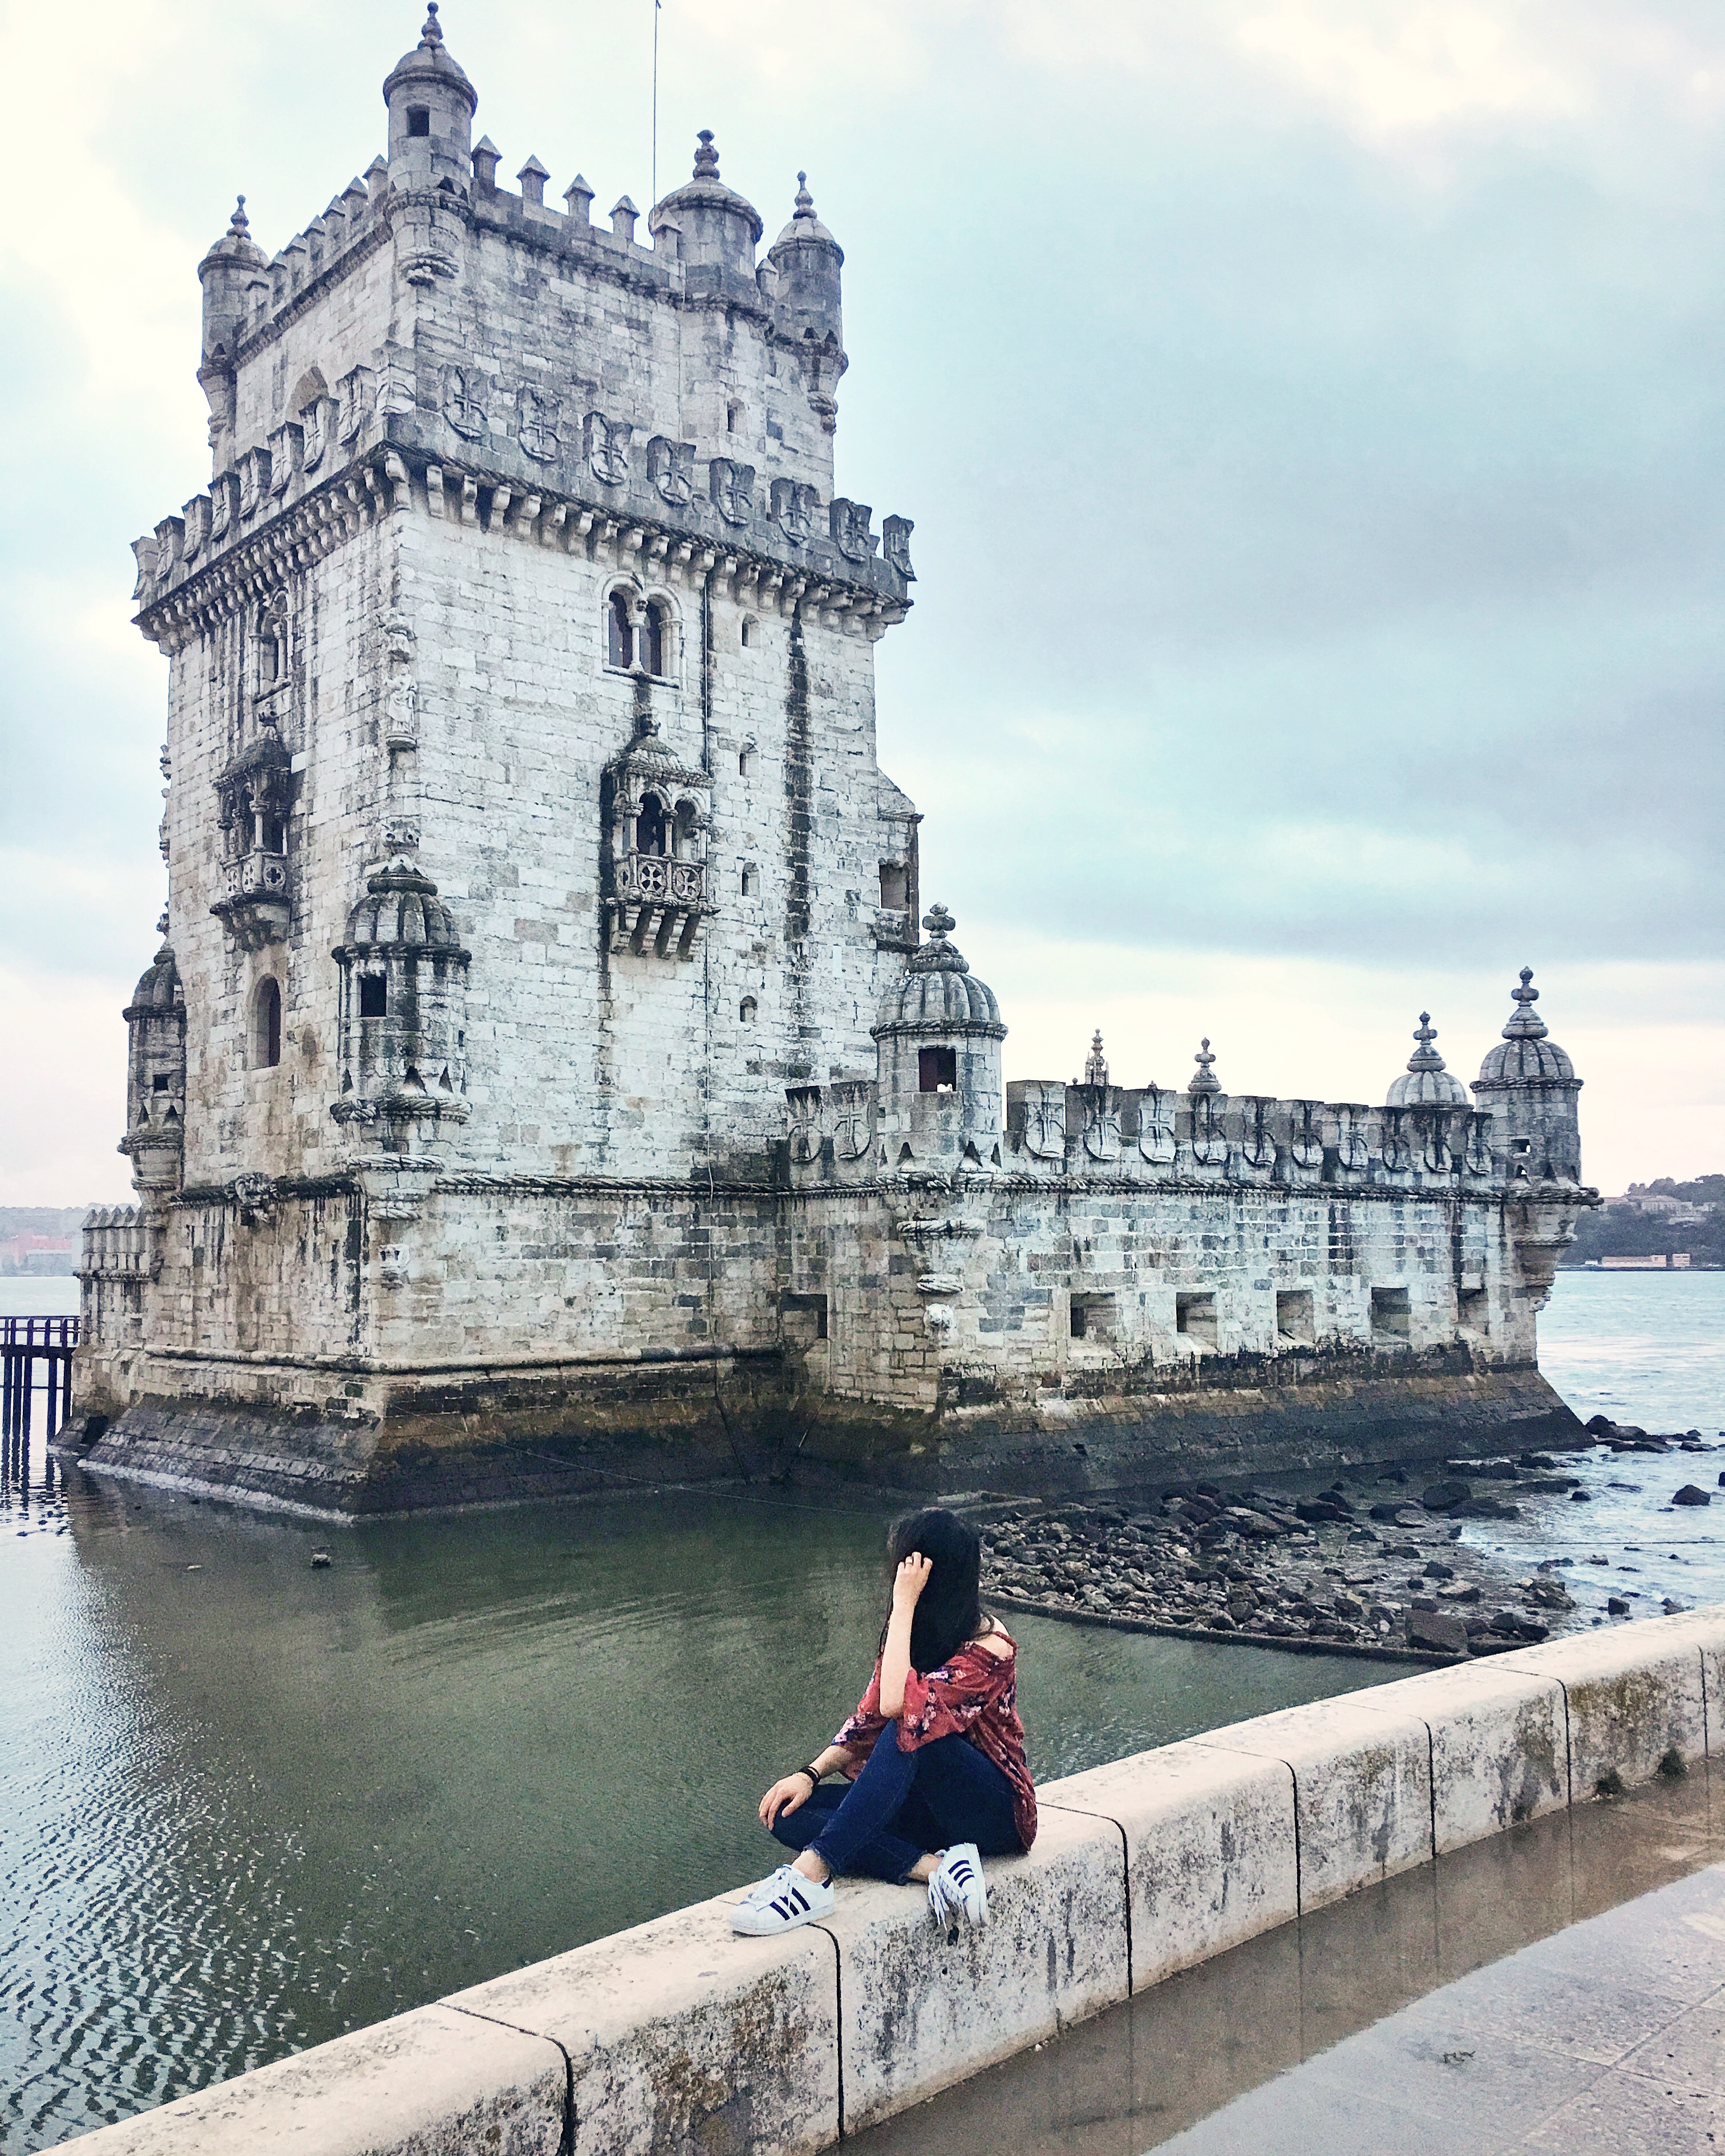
[{"x1": 120, "y1": 7, "x2": 918, "y2": 1221}]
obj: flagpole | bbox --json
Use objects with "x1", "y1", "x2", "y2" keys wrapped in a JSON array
[{"x1": 651, "y1": 0, "x2": 660, "y2": 206}]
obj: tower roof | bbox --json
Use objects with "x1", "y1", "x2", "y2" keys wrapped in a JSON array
[
  {"x1": 1387, "y1": 1013, "x2": 1468, "y2": 1108},
  {"x1": 124, "y1": 938, "x2": 183, "y2": 1020},
  {"x1": 1475, "y1": 969, "x2": 1577, "y2": 1088},
  {"x1": 650, "y1": 131, "x2": 763, "y2": 247},
  {"x1": 199, "y1": 194, "x2": 268, "y2": 278},
  {"x1": 770, "y1": 172, "x2": 843, "y2": 262},
  {"x1": 383, "y1": 3, "x2": 477, "y2": 117},
  {"x1": 338, "y1": 857, "x2": 468, "y2": 959},
  {"x1": 874, "y1": 905, "x2": 1005, "y2": 1036}
]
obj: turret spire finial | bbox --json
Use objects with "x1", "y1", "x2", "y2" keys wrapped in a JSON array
[
  {"x1": 694, "y1": 129, "x2": 720, "y2": 179},
  {"x1": 1083, "y1": 1030, "x2": 1109, "y2": 1087},
  {"x1": 1502, "y1": 966, "x2": 1548, "y2": 1040},
  {"x1": 1406, "y1": 1012, "x2": 1446, "y2": 1073},
  {"x1": 421, "y1": 2, "x2": 443, "y2": 46},
  {"x1": 1189, "y1": 1038, "x2": 1220, "y2": 1095},
  {"x1": 229, "y1": 194, "x2": 250, "y2": 237},
  {"x1": 794, "y1": 171, "x2": 814, "y2": 217},
  {"x1": 922, "y1": 902, "x2": 955, "y2": 942}
]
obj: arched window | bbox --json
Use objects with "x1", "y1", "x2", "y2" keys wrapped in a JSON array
[
  {"x1": 641, "y1": 599, "x2": 668, "y2": 678},
  {"x1": 607, "y1": 590, "x2": 634, "y2": 670},
  {"x1": 636, "y1": 792, "x2": 667, "y2": 857},
  {"x1": 674, "y1": 798, "x2": 699, "y2": 858},
  {"x1": 739, "y1": 996, "x2": 758, "y2": 1025},
  {"x1": 254, "y1": 978, "x2": 282, "y2": 1069}
]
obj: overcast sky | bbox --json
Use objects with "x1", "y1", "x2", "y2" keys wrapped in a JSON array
[{"x1": 2, "y1": 0, "x2": 1720, "y2": 1203}]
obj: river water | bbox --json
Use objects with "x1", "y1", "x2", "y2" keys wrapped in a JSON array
[{"x1": 1, "y1": 1269, "x2": 1720, "y2": 2151}]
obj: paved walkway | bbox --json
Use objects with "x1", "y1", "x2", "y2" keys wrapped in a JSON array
[{"x1": 858, "y1": 1767, "x2": 1723, "y2": 2155}]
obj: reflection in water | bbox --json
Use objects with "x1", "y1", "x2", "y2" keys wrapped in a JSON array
[
  {"x1": 1, "y1": 1480, "x2": 1387, "y2": 2151},
  {"x1": 5, "y1": 1269, "x2": 1718, "y2": 2150}
]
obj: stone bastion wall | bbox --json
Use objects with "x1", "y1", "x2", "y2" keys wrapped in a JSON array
[{"x1": 65, "y1": 1607, "x2": 1725, "y2": 2153}]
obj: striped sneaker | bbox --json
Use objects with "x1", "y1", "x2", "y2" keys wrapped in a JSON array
[
  {"x1": 928, "y1": 1843, "x2": 987, "y2": 1927},
  {"x1": 729, "y1": 1864, "x2": 835, "y2": 1935}
]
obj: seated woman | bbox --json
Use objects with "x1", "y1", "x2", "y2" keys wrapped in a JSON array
[{"x1": 731, "y1": 1509, "x2": 1036, "y2": 1935}]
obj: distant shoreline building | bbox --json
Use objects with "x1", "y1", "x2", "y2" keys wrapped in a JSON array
[{"x1": 76, "y1": 12, "x2": 1595, "y2": 1513}]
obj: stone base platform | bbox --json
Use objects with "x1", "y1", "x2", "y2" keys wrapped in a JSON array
[{"x1": 64, "y1": 1345, "x2": 1584, "y2": 1519}]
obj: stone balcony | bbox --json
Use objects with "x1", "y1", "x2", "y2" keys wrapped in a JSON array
[
  {"x1": 610, "y1": 850, "x2": 709, "y2": 959},
  {"x1": 211, "y1": 845, "x2": 291, "y2": 950}
]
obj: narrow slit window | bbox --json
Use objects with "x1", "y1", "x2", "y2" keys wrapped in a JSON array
[
  {"x1": 607, "y1": 590, "x2": 634, "y2": 670},
  {"x1": 407, "y1": 107, "x2": 431, "y2": 137},
  {"x1": 641, "y1": 599, "x2": 667, "y2": 678},
  {"x1": 254, "y1": 978, "x2": 282, "y2": 1069},
  {"x1": 358, "y1": 974, "x2": 388, "y2": 1019}
]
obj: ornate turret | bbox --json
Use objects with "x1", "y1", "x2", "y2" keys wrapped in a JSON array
[
  {"x1": 331, "y1": 858, "x2": 471, "y2": 1173},
  {"x1": 383, "y1": 5, "x2": 476, "y2": 283},
  {"x1": 873, "y1": 905, "x2": 1006, "y2": 1172},
  {"x1": 1387, "y1": 1014, "x2": 1468, "y2": 1108},
  {"x1": 118, "y1": 922, "x2": 186, "y2": 1200},
  {"x1": 650, "y1": 132, "x2": 763, "y2": 287},
  {"x1": 767, "y1": 171, "x2": 846, "y2": 433},
  {"x1": 1472, "y1": 968, "x2": 1582, "y2": 1182},
  {"x1": 196, "y1": 197, "x2": 268, "y2": 471}
]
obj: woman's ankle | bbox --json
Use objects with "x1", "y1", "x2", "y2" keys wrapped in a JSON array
[{"x1": 792, "y1": 1851, "x2": 831, "y2": 1885}]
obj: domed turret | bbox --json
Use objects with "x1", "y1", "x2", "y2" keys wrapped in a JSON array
[
  {"x1": 119, "y1": 926, "x2": 186, "y2": 1199},
  {"x1": 873, "y1": 905, "x2": 1006, "y2": 1172},
  {"x1": 767, "y1": 172, "x2": 847, "y2": 434},
  {"x1": 383, "y1": 4, "x2": 476, "y2": 185},
  {"x1": 1472, "y1": 968, "x2": 1582, "y2": 1182},
  {"x1": 650, "y1": 132, "x2": 763, "y2": 285},
  {"x1": 1387, "y1": 1014, "x2": 1468, "y2": 1108},
  {"x1": 331, "y1": 858, "x2": 471, "y2": 1157},
  {"x1": 197, "y1": 196, "x2": 268, "y2": 366}
]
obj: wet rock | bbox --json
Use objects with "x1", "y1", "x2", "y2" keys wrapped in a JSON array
[
  {"x1": 1519, "y1": 1453, "x2": 1557, "y2": 1470},
  {"x1": 1295, "y1": 1500, "x2": 1351, "y2": 1523},
  {"x1": 1407, "y1": 1607, "x2": 1470, "y2": 1654},
  {"x1": 1526, "y1": 1578, "x2": 1576, "y2": 1611},
  {"x1": 1439, "y1": 1583, "x2": 1483, "y2": 1604},
  {"x1": 310, "y1": 1550, "x2": 332, "y2": 1569},
  {"x1": 1420, "y1": 1481, "x2": 1472, "y2": 1513},
  {"x1": 1423, "y1": 1561, "x2": 1456, "y2": 1580},
  {"x1": 1606, "y1": 1596, "x2": 1630, "y2": 1615},
  {"x1": 1569, "y1": 1490, "x2": 1593, "y2": 1502},
  {"x1": 1672, "y1": 1485, "x2": 1711, "y2": 1506}
]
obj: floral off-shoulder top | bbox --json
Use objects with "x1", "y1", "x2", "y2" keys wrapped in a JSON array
[{"x1": 833, "y1": 1625, "x2": 1037, "y2": 1850}]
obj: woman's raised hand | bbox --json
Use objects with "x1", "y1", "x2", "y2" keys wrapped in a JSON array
[
  {"x1": 892, "y1": 1551, "x2": 933, "y2": 1611},
  {"x1": 760, "y1": 1773, "x2": 815, "y2": 1829}
]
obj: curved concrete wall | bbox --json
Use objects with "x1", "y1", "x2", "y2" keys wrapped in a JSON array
[{"x1": 70, "y1": 1608, "x2": 1723, "y2": 2154}]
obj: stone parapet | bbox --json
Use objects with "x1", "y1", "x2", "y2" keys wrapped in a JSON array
[{"x1": 63, "y1": 1608, "x2": 1725, "y2": 2153}]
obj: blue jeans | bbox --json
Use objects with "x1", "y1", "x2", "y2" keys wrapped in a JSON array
[{"x1": 771, "y1": 1727, "x2": 1022, "y2": 1884}]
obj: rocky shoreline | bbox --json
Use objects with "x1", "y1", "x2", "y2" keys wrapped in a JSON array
[{"x1": 979, "y1": 1420, "x2": 1721, "y2": 1660}]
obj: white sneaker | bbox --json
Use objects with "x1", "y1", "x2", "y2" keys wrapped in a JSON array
[
  {"x1": 928, "y1": 1843, "x2": 987, "y2": 1927},
  {"x1": 729, "y1": 1865, "x2": 835, "y2": 1935}
]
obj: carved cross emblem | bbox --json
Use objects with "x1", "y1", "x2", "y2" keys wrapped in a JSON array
[
  {"x1": 518, "y1": 387, "x2": 561, "y2": 463},
  {"x1": 829, "y1": 497, "x2": 876, "y2": 562},
  {"x1": 585, "y1": 412, "x2": 631, "y2": 486},
  {"x1": 647, "y1": 435, "x2": 695, "y2": 506},
  {"x1": 710, "y1": 457, "x2": 756, "y2": 526},
  {"x1": 442, "y1": 365, "x2": 488, "y2": 441}
]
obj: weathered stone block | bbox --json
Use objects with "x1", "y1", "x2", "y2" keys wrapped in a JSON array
[
  {"x1": 447, "y1": 1891, "x2": 839, "y2": 2155},
  {"x1": 817, "y1": 1807, "x2": 1128, "y2": 2132},
  {"x1": 1041, "y1": 1735, "x2": 1297, "y2": 1989},
  {"x1": 1350, "y1": 1659, "x2": 1568, "y2": 1851},
  {"x1": 1497, "y1": 1614, "x2": 1710, "y2": 1793},
  {"x1": 1194, "y1": 1691, "x2": 1434, "y2": 1910},
  {"x1": 65, "y1": 2001, "x2": 565, "y2": 2154}
]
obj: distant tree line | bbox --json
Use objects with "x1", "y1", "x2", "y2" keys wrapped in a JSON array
[{"x1": 1562, "y1": 1174, "x2": 1725, "y2": 1267}]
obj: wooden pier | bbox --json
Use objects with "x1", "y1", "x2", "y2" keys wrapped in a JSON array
[{"x1": 2, "y1": 1315, "x2": 79, "y2": 1449}]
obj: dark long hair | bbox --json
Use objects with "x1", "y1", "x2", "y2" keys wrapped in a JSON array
[{"x1": 878, "y1": 1508, "x2": 985, "y2": 1673}]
